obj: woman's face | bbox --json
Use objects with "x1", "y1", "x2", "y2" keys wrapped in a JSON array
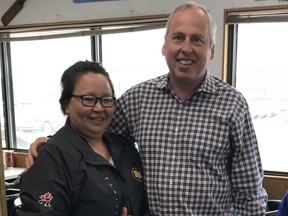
[{"x1": 65, "y1": 72, "x2": 115, "y2": 139}]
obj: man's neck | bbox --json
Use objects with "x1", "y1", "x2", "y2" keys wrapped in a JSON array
[{"x1": 168, "y1": 76, "x2": 204, "y2": 101}]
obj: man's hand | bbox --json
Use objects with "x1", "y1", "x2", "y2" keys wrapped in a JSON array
[{"x1": 26, "y1": 137, "x2": 49, "y2": 168}]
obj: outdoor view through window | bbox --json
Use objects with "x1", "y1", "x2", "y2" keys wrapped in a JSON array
[
  {"x1": 1, "y1": 28, "x2": 167, "y2": 149},
  {"x1": 2, "y1": 37, "x2": 91, "y2": 149},
  {"x1": 235, "y1": 22, "x2": 288, "y2": 173}
]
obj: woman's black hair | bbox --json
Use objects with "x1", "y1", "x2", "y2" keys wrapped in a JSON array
[{"x1": 59, "y1": 60, "x2": 115, "y2": 115}]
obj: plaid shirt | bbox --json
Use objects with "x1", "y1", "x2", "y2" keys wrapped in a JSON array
[{"x1": 108, "y1": 72, "x2": 267, "y2": 215}]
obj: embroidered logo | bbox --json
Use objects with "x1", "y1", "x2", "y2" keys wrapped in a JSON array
[
  {"x1": 38, "y1": 192, "x2": 53, "y2": 207},
  {"x1": 131, "y1": 168, "x2": 143, "y2": 182}
]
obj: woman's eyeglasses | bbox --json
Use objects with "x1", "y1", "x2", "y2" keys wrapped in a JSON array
[{"x1": 72, "y1": 95, "x2": 116, "y2": 108}]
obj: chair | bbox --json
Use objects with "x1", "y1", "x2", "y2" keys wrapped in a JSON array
[
  {"x1": 265, "y1": 199, "x2": 281, "y2": 216},
  {"x1": 6, "y1": 188, "x2": 21, "y2": 216}
]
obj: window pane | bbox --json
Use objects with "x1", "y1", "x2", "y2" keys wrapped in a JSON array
[
  {"x1": 102, "y1": 28, "x2": 167, "y2": 97},
  {"x1": 236, "y1": 23, "x2": 288, "y2": 173},
  {"x1": 10, "y1": 37, "x2": 91, "y2": 149}
]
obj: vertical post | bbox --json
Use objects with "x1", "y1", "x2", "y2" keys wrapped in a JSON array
[{"x1": 0, "y1": 127, "x2": 8, "y2": 216}]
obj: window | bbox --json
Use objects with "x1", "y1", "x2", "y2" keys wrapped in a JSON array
[
  {"x1": 13, "y1": 37, "x2": 91, "y2": 149},
  {"x1": 2, "y1": 36, "x2": 91, "y2": 150},
  {"x1": 102, "y1": 29, "x2": 167, "y2": 97},
  {"x1": 224, "y1": 6, "x2": 288, "y2": 173},
  {"x1": 0, "y1": 17, "x2": 167, "y2": 150}
]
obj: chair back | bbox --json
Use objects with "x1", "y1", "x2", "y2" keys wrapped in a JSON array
[{"x1": 6, "y1": 188, "x2": 21, "y2": 216}]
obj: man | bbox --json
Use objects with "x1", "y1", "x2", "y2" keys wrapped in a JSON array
[{"x1": 28, "y1": 1, "x2": 267, "y2": 215}]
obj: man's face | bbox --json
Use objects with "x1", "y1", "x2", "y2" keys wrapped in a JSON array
[{"x1": 162, "y1": 7, "x2": 215, "y2": 89}]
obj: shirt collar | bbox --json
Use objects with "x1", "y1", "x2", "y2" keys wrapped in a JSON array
[
  {"x1": 156, "y1": 70, "x2": 217, "y2": 95},
  {"x1": 64, "y1": 118, "x2": 127, "y2": 165},
  {"x1": 196, "y1": 70, "x2": 217, "y2": 95}
]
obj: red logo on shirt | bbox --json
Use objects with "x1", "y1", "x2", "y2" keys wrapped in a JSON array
[{"x1": 38, "y1": 192, "x2": 53, "y2": 207}]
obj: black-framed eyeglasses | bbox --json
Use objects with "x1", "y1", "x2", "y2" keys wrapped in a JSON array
[{"x1": 72, "y1": 95, "x2": 116, "y2": 108}]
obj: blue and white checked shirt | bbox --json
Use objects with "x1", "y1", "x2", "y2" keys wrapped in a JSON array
[{"x1": 108, "y1": 72, "x2": 267, "y2": 215}]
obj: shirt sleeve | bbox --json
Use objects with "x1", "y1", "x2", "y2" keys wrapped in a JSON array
[
  {"x1": 230, "y1": 101, "x2": 268, "y2": 215},
  {"x1": 17, "y1": 146, "x2": 75, "y2": 216},
  {"x1": 108, "y1": 92, "x2": 135, "y2": 142}
]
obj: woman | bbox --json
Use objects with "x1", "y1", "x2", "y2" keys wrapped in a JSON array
[{"x1": 17, "y1": 61, "x2": 148, "y2": 216}]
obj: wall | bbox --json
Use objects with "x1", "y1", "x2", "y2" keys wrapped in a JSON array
[{"x1": 0, "y1": 0, "x2": 287, "y2": 78}]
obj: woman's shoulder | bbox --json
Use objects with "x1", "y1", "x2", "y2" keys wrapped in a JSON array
[{"x1": 39, "y1": 127, "x2": 81, "y2": 160}]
